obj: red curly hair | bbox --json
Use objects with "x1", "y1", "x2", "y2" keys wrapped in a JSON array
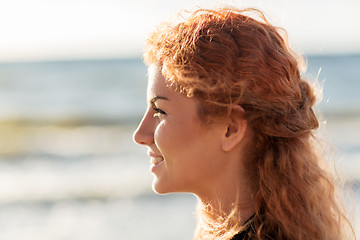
[{"x1": 144, "y1": 7, "x2": 354, "y2": 240}]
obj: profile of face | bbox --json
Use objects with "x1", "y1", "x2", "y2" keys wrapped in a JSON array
[{"x1": 133, "y1": 65, "x2": 237, "y2": 196}]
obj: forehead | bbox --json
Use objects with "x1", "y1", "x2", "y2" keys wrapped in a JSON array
[
  {"x1": 147, "y1": 65, "x2": 170, "y2": 98},
  {"x1": 147, "y1": 64, "x2": 161, "y2": 83}
]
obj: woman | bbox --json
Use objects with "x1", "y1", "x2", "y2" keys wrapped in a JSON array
[{"x1": 133, "y1": 7, "x2": 354, "y2": 240}]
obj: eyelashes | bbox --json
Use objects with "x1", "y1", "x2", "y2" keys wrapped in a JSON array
[{"x1": 152, "y1": 106, "x2": 166, "y2": 117}]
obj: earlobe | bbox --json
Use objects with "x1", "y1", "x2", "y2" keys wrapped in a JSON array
[{"x1": 221, "y1": 105, "x2": 247, "y2": 152}]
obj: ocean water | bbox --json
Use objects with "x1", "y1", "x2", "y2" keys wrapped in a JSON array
[{"x1": 0, "y1": 56, "x2": 359, "y2": 239}]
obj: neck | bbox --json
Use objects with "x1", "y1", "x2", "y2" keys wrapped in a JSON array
[
  {"x1": 196, "y1": 185, "x2": 255, "y2": 225},
  {"x1": 195, "y1": 154, "x2": 255, "y2": 220},
  {"x1": 193, "y1": 146, "x2": 255, "y2": 239},
  {"x1": 194, "y1": 194, "x2": 255, "y2": 240},
  {"x1": 194, "y1": 172, "x2": 255, "y2": 238}
]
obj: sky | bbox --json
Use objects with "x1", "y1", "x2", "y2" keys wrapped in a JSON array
[{"x1": 0, "y1": 0, "x2": 359, "y2": 62}]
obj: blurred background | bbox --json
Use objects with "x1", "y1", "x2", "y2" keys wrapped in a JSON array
[{"x1": 0, "y1": 0, "x2": 359, "y2": 239}]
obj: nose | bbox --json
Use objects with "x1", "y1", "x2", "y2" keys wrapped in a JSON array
[{"x1": 133, "y1": 109, "x2": 155, "y2": 146}]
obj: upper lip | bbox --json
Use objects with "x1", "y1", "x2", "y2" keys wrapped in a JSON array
[{"x1": 147, "y1": 150, "x2": 162, "y2": 158}]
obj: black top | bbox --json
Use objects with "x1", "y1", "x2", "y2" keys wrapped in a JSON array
[
  {"x1": 230, "y1": 214, "x2": 256, "y2": 240},
  {"x1": 231, "y1": 228, "x2": 253, "y2": 240}
]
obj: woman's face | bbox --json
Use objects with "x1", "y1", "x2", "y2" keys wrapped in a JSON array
[{"x1": 133, "y1": 65, "x2": 228, "y2": 195}]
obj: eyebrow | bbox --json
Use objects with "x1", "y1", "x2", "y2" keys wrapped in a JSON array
[{"x1": 150, "y1": 96, "x2": 168, "y2": 105}]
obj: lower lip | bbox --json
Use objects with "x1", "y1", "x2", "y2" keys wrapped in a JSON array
[{"x1": 150, "y1": 160, "x2": 165, "y2": 172}]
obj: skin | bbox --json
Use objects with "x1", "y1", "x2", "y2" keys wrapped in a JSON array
[{"x1": 133, "y1": 64, "x2": 255, "y2": 220}]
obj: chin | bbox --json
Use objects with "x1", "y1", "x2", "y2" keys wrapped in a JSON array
[
  {"x1": 152, "y1": 184, "x2": 171, "y2": 194},
  {"x1": 152, "y1": 178, "x2": 194, "y2": 195},
  {"x1": 152, "y1": 178, "x2": 168, "y2": 194},
  {"x1": 152, "y1": 178, "x2": 178, "y2": 194}
]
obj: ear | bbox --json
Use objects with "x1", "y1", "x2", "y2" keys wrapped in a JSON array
[{"x1": 221, "y1": 105, "x2": 247, "y2": 152}]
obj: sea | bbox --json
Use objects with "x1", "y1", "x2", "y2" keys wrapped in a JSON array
[{"x1": 0, "y1": 55, "x2": 358, "y2": 239}]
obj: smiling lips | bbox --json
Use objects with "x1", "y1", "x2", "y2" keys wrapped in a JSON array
[
  {"x1": 148, "y1": 150, "x2": 165, "y2": 165},
  {"x1": 151, "y1": 156, "x2": 164, "y2": 165}
]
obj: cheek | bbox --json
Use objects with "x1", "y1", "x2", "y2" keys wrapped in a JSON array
[
  {"x1": 153, "y1": 121, "x2": 166, "y2": 143},
  {"x1": 153, "y1": 122, "x2": 172, "y2": 153},
  {"x1": 154, "y1": 120, "x2": 191, "y2": 156}
]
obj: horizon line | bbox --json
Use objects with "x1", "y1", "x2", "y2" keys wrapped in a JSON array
[{"x1": 1, "y1": 52, "x2": 360, "y2": 65}]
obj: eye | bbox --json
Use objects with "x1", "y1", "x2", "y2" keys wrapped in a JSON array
[{"x1": 152, "y1": 106, "x2": 166, "y2": 117}]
